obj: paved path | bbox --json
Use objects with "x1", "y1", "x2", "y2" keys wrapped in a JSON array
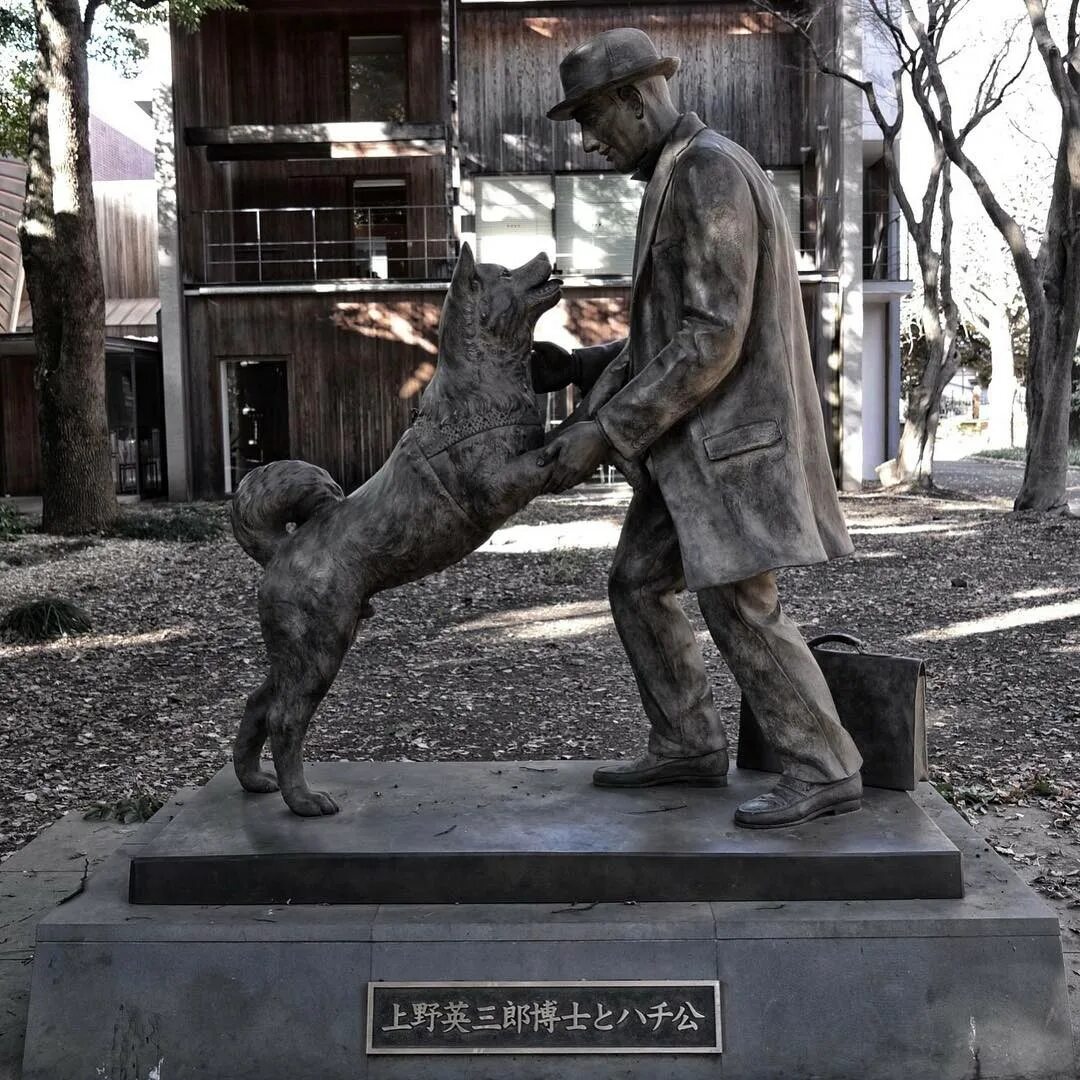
[{"x1": 933, "y1": 453, "x2": 1080, "y2": 508}]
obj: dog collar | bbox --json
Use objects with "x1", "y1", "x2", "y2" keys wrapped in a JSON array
[{"x1": 412, "y1": 409, "x2": 543, "y2": 458}]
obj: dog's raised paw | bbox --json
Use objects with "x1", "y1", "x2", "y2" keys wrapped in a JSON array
[{"x1": 286, "y1": 789, "x2": 340, "y2": 816}]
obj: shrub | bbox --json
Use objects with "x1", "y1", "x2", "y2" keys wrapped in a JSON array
[
  {"x1": 109, "y1": 507, "x2": 224, "y2": 543},
  {"x1": 0, "y1": 598, "x2": 92, "y2": 643},
  {"x1": 0, "y1": 503, "x2": 30, "y2": 541}
]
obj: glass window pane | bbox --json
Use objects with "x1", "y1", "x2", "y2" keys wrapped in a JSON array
[
  {"x1": 348, "y1": 35, "x2": 406, "y2": 123},
  {"x1": 475, "y1": 177, "x2": 555, "y2": 269},
  {"x1": 554, "y1": 173, "x2": 641, "y2": 276},
  {"x1": 352, "y1": 181, "x2": 408, "y2": 278},
  {"x1": 766, "y1": 168, "x2": 803, "y2": 252}
]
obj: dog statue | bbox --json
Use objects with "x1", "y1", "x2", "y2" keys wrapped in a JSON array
[{"x1": 230, "y1": 245, "x2": 562, "y2": 815}]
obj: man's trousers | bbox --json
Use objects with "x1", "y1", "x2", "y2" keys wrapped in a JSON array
[{"x1": 608, "y1": 480, "x2": 862, "y2": 783}]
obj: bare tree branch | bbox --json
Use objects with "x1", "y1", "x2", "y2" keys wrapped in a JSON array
[
  {"x1": 901, "y1": 0, "x2": 1041, "y2": 316},
  {"x1": 749, "y1": 1, "x2": 879, "y2": 103},
  {"x1": 1026, "y1": 0, "x2": 1072, "y2": 102},
  {"x1": 1007, "y1": 114, "x2": 1057, "y2": 159},
  {"x1": 957, "y1": 26, "x2": 1034, "y2": 145}
]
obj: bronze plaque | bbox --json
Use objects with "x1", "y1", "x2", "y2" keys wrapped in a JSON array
[{"x1": 366, "y1": 980, "x2": 722, "y2": 1055}]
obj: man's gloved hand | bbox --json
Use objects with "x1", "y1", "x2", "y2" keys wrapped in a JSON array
[
  {"x1": 530, "y1": 341, "x2": 579, "y2": 393},
  {"x1": 535, "y1": 419, "x2": 611, "y2": 493}
]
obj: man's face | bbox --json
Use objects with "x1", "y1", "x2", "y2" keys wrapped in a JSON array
[{"x1": 574, "y1": 90, "x2": 649, "y2": 174}]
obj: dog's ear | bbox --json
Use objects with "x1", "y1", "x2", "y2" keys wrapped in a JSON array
[{"x1": 451, "y1": 242, "x2": 477, "y2": 291}]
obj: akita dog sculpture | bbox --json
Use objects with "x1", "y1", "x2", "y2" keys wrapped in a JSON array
[{"x1": 230, "y1": 245, "x2": 563, "y2": 815}]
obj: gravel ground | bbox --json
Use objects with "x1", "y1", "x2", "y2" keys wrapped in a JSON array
[{"x1": 2, "y1": 484, "x2": 1080, "y2": 912}]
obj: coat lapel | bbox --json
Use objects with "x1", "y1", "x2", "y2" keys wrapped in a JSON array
[{"x1": 631, "y1": 112, "x2": 707, "y2": 301}]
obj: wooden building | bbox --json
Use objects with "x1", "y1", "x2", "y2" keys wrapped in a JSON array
[
  {"x1": 1, "y1": 84, "x2": 167, "y2": 500},
  {"x1": 161, "y1": 0, "x2": 907, "y2": 501}
]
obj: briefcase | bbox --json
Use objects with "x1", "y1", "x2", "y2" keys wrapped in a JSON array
[{"x1": 736, "y1": 633, "x2": 928, "y2": 791}]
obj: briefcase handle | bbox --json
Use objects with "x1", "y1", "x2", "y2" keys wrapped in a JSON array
[{"x1": 807, "y1": 632, "x2": 866, "y2": 653}]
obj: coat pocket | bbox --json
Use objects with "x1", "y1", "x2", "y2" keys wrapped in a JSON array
[{"x1": 703, "y1": 419, "x2": 783, "y2": 462}]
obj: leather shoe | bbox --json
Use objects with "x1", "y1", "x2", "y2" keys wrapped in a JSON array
[
  {"x1": 734, "y1": 772, "x2": 862, "y2": 829},
  {"x1": 593, "y1": 749, "x2": 729, "y2": 788}
]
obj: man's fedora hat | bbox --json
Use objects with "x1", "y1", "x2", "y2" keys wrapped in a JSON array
[{"x1": 548, "y1": 28, "x2": 679, "y2": 121}]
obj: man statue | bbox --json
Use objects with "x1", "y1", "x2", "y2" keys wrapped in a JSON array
[{"x1": 531, "y1": 27, "x2": 864, "y2": 829}]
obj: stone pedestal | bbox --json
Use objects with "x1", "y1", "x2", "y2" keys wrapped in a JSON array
[
  {"x1": 21, "y1": 764, "x2": 1075, "y2": 1079},
  {"x1": 129, "y1": 761, "x2": 962, "y2": 905}
]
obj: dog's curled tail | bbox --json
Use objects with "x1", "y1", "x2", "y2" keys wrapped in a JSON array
[{"x1": 231, "y1": 460, "x2": 344, "y2": 567}]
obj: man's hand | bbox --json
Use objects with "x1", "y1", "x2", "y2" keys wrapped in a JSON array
[
  {"x1": 535, "y1": 420, "x2": 610, "y2": 493},
  {"x1": 530, "y1": 341, "x2": 578, "y2": 393}
]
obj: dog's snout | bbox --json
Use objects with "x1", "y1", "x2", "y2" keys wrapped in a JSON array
[{"x1": 516, "y1": 251, "x2": 553, "y2": 285}]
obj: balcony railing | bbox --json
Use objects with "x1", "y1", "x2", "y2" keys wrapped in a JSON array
[
  {"x1": 192, "y1": 204, "x2": 908, "y2": 286},
  {"x1": 197, "y1": 205, "x2": 456, "y2": 284}
]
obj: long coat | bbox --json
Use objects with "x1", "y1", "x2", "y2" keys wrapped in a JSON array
[{"x1": 585, "y1": 112, "x2": 852, "y2": 591}]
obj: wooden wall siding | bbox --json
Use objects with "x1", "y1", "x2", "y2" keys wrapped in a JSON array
[
  {"x1": 0, "y1": 158, "x2": 27, "y2": 333},
  {"x1": 177, "y1": 8, "x2": 444, "y2": 128},
  {"x1": 94, "y1": 181, "x2": 159, "y2": 297},
  {"x1": 807, "y1": 1, "x2": 842, "y2": 272},
  {"x1": 458, "y1": 5, "x2": 806, "y2": 175},
  {"x1": 558, "y1": 289, "x2": 629, "y2": 346},
  {"x1": 185, "y1": 291, "x2": 442, "y2": 496},
  {"x1": 173, "y1": 17, "x2": 235, "y2": 284},
  {"x1": 183, "y1": 276, "x2": 837, "y2": 497},
  {"x1": 174, "y1": 7, "x2": 447, "y2": 282},
  {"x1": 0, "y1": 356, "x2": 41, "y2": 496}
]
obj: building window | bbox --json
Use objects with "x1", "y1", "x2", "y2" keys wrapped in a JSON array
[
  {"x1": 352, "y1": 179, "x2": 407, "y2": 278},
  {"x1": 864, "y1": 160, "x2": 897, "y2": 280},
  {"x1": 475, "y1": 169, "x2": 804, "y2": 276},
  {"x1": 348, "y1": 35, "x2": 406, "y2": 123},
  {"x1": 475, "y1": 177, "x2": 555, "y2": 269},
  {"x1": 554, "y1": 173, "x2": 640, "y2": 276},
  {"x1": 475, "y1": 174, "x2": 640, "y2": 277},
  {"x1": 765, "y1": 168, "x2": 803, "y2": 253}
]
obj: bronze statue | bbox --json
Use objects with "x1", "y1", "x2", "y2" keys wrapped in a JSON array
[
  {"x1": 532, "y1": 28, "x2": 864, "y2": 828},
  {"x1": 230, "y1": 248, "x2": 561, "y2": 815}
]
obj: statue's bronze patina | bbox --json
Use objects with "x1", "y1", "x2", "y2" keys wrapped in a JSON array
[
  {"x1": 533, "y1": 28, "x2": 864, "y2": 828},
  {"x1": 230, "y1": 249, "x2": 561, "y2": 816},
  {"x1": 230, "y1": 28, "x2": 861, "y2": 828}
]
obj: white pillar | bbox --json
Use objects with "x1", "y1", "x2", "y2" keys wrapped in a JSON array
[
  {"x1": 153, "y1": 26, "x2": 192, "y2": 502},
  {"x1": 838, "y1": 0, "x2": 865, "y2": 492},
  {"x1": 861, "y1": 300, "x2": 887, "y2": 477}
]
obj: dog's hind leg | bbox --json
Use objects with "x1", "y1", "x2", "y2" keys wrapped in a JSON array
[
  {"x1": 233, "y1": 677, "x2": 279, "y2": 794},
  {"x1": 266, "y1": 635, "x2": 350, "y2": 817}
]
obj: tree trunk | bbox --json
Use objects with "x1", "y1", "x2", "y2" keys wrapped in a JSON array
[
  {"x1": 877, "y1": 275, "x2": 958, "y2": 490},
  {"x1": 17, "y1": 0, "x2": 117, "y2": 535},
  {"x1": 1070, "y1": 346, "x2": 1080, "y2": 445},
  {"x1": 878, "y1": 353, "x2": 947, "y2": 489},
  {"x1": 1015, "y1": 114, "x2": 1080, "y2": 514},
  {"x1": 879, "y1": 395, "x2": 934, "y2": 489},
  {"x1": 986, "y1": 302, "x2": 1017, "y2": 449},
  {"x1": 1016, "y1": 321, "x2": 1073, "y2": 511}
]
